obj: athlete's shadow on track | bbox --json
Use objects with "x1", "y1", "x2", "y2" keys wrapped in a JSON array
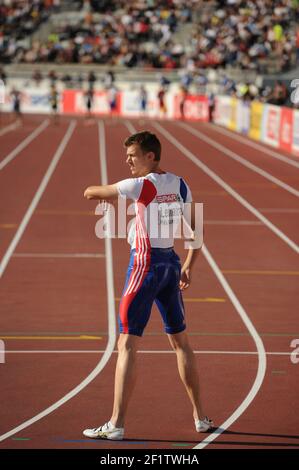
[
  {"x1": 209, "y1": 428, "x2": 299, "y2": 447},
  {"x1": 123, "y1": 429, "x2": 299, "y2": 447}
]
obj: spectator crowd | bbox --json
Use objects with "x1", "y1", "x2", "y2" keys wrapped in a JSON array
[
  {"x1": 0, "y1": 0, "x2": 298, "y2": 72},
  {"x1": 186, "y1": 0, "x2": 299, "y2": 72},
  {"x1": 0, "y1": 0, "x2": 59, "y2": 63},
  {"x1": 218, "y1": 74, "x2": 293, "y2": 107}
]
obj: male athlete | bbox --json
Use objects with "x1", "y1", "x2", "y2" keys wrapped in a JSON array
[{"x1": 83, "y1": 131, "x2": 213, "y2": 440}]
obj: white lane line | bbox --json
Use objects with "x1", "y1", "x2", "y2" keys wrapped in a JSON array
[
  {"x1": 98, "y1": 118, "x2": 117, "y2": 359},
  {"x1": 0, "y1": 121, "x2": 76, "y2": 278},
  {"x1": 0, "y1": 119, "x2": 49, "y2": 171},
  {"x1": 12, "y1": 253, "x2": 105, "y2": 258},
  {"x1": 3, "y1": 350, "x2": 290, "y2": 356},
  {"x1": 0, "y1": 121, "x2": 116, "y2": 443},
  {"x1": 204, "y1": 220, "x2": 262, "y2": 225},
  {"x1": 153, "y1": 122, "x2": 299, "y2": 254},
  {"x1": 124, "y1": 120, "x2": 136, "y2": 134},
  {"x1": 0, "y1": 120, "x2": 20, "y2": 137},
  {"x1": 259, "y1": 208, "x2": 299, "y2": 214},
  {"x1": 193, "y1": 244, "x2": 266, "y2": 449},
  {"x1": 206, "y1": 122, "x2": 299, "y2": 169},
  {"x1": 127, "y1": 120, "x2": 267, "y2": 450},
  {"x1": 179, "y1": 121, "x2": 299, "y2": 198}
]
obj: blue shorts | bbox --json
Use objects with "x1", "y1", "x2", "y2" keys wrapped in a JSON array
[{"x1": 118, "y1": 248, "x2": 186, "y2": 336}]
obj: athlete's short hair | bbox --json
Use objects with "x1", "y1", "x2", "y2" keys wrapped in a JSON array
[{"x1": 124, "y1": 131, "x2": 161, "y2": 161}]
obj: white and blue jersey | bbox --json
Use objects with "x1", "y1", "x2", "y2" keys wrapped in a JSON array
[{"x1": 116, "y1": 172, "x2": 192, "y2": 336}]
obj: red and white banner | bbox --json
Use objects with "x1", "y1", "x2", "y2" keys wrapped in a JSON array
[
  {"x1": 174, "y1": 95, "x2": 209, "y2": 121},
  {"x1": 62, "y1": 90, "x2": 120, "y2": 115},
  {"x1": 292, "y1": 110, "x2": 299, "y2": 156},
  {"x1": 262, "y1": 104, "x2": 281, "y2": 147},
  {"x1": 279, "y1": 107, "x2": 293, "y2": 153}
]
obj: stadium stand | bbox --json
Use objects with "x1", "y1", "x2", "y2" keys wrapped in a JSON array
[
  {"x1": 1, "y1": 0, "x2": 298, "y2": 73},
  {"x1": 0, "y1": 1, "x2": 57, "y2": 63},
  {"x1": 1, "y1": 1, "x2": 299, "y2": 111}
]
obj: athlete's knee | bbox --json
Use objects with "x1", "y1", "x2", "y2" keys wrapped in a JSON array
[
  {"x1": 168, "y1": 331, "x2": 190, "y2": 352},
  {"x1": 117, "y1": 334, "x2": 140, "y2": 355}
]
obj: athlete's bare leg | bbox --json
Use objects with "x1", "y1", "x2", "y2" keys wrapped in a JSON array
[
  {"x1": 168, "y1": 330, "x2": 205, "y2": 421},
  {"x1": 110, "y1": 333, "x2": 141, "y2": 428}
]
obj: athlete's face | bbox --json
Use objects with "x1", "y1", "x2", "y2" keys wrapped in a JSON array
[{"x1": 126, "y1": 144, "x2": 155, "y2": 177}]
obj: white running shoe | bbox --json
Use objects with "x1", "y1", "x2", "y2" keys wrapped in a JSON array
[
  {"x1": 195, "y1": 417, "x2": 214, "y2": 432},
  {"x1": 83, "y1": 421, "x2": 124, "y2": 440}
]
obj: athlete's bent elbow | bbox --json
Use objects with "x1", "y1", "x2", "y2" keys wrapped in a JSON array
[{"x1": 84, "y1": 187, "x2": 94, "y2": 199}]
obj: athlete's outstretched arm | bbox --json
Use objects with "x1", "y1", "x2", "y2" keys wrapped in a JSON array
[{"x1": 84, "y1": 184, "x2": 119, "y2": 201}]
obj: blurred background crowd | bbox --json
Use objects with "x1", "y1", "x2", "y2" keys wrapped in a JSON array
[
  {"x1": 0, "y1": 0, "x2": 299, "y2": 109},
  {"x1": 1, "y1": 0, "x2": 298, "y2": 71}
]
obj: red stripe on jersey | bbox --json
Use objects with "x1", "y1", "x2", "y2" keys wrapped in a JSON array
[{"x1": 138, "y1": 179, "x2": 157, "y2": 207}]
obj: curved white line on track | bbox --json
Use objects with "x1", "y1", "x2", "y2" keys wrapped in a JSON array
[
  {"x1": 178, "y1": 121, "x2": 299, "y2": 198},
  {"x1": 126, "y1": 119, "x2": 267, "y2": 449},
  {"x1": 206, "y1": 122, "x2": 299, "y2": 170},
  {"x1": 0, "y1": 120, "x2": 116, "y2": 442},
  {"x1": 193, "y1": 245, "x2": 266, "y2": 449},
  {"x1": 124, "y1": 120, "x2": 136, "y2": 134},
  {"x1": 0, "y1": 120, "x2": 20, "y2": 137},
  {"x1": 153, "y1": 121, "x2": 299, "y2": 254},
  {"x1": 0, "y1": 119, "x2": 49, "y2": 171}
]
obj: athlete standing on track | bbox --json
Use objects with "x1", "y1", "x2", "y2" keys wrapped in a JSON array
[
  {"x1": 10, "y1": 88, "x2": 22, "y2": 121},
  {"x1": 83, "y1": 131, "x2": 213, "y2": 440},
  {"x1": 49, "y1": 85, "x2": 59, "y2": 124},
  {"x1": 157, "y1": 87, "x2": 167, "y2": 118},
  {"x1": 84, "y1": 86, "x2": 94, "y2": 118}
]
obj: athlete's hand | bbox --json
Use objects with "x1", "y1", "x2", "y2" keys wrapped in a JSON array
[{"x1": 180, "y1": 266, "x2": 191, "y2": 290}]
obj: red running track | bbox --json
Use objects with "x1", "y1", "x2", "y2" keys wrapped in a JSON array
[{"x1": 0, "y1": 115, "x2": 298, "y2": 449}]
